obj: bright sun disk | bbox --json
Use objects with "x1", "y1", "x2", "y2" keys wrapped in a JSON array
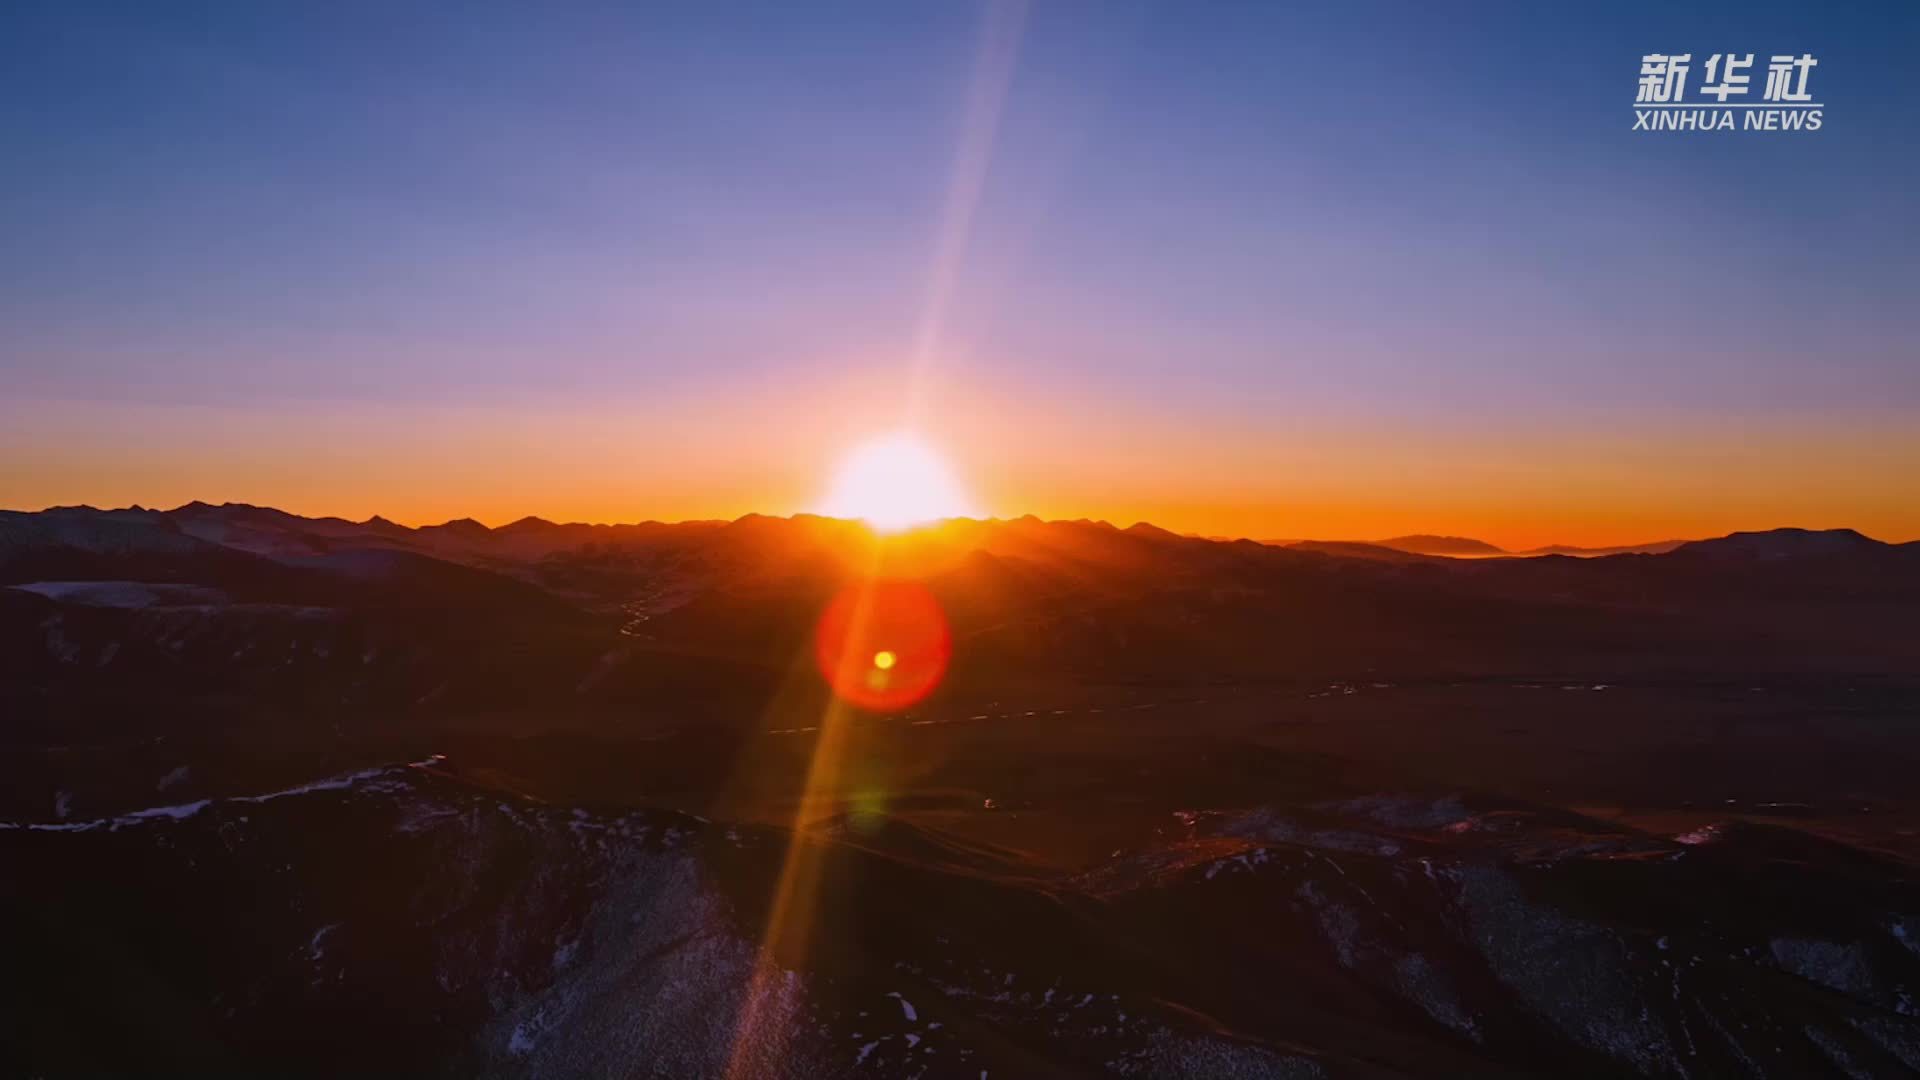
[{"x1": 816, "y1": 432, "x2": 978, "y2": 533}]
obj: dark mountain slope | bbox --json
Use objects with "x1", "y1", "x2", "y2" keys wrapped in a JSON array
[{"x1": 5, "y1": 758, "x2": 1920, "y2": 1077}]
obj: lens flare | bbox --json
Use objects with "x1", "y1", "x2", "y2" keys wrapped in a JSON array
[{"x1": 813, "y1": 581, "x2": 950, "y2": 711}]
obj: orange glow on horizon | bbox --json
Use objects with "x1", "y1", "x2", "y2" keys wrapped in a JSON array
[{"x1": 4, "y1": 390, "x2": 1919, "y2": 551}]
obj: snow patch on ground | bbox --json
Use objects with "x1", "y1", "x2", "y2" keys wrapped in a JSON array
[
  {"x1": 1294, "y1": 880, "x2": 1362, "y2": 968},
  {"x1": 1848, "y1": 1014, "x2": 1920, "y2": 1072},
  {"x1": 1891, "y1": 918, "x2": 1919, "y2": 959},
  {"x1": 1220, "y1": 808, "x2": 1403, "y2": 857},
  {"x1": 1322, "y1": 793, "x2": 1469, "y2": 830},
  {"x1": 477, "y1": 848, "x2": 835, "y2": 1079},
  {"x1": 0, "y1": 757, "x2": 445, "y2": 833},
  {"x1": 125, "y1": 799, "x2": 212, "y2": 823},
  {"x1": 9, "y1": 581, "x2": 229, "y2": 608},
  {"x1": 1454, "y1": 865, "x2": 1676, "y2": 1073},
  {"x1": 1771, "y1": 937, "x2": 1875, "y2": 998},
  {"x1": 1394, "y1": 952, "x2": 1480, "y2": 1041},
  {"x1": 1108, "y1": 1026, "x2": 1326, "y2": 1078},
  {"x1": 308, "y1": 923, "x2": 339, "y2": 964},
  {"x1": 1205, "y1": 848, "x2": 1271, "y2": 880}
]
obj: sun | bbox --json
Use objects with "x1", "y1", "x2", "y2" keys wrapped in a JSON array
[{"x1": 816, "y1": 432, "x2": 979, "y2": 533}]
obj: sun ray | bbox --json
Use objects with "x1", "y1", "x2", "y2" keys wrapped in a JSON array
[
  {"x1": 727, "y1": 7, "x2": 1025, "y2": 1072},
  {"x1": 722, "y1": 572, "x2": 880, "y2": 1080}
]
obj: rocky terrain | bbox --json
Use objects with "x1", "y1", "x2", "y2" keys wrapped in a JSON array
[
  {"x1": 5, "y1": 503, "x2": 1920, "y2": 1075},
  {"x1": 7, "y1": 753, "x2": 1920, "y2": 1076}
]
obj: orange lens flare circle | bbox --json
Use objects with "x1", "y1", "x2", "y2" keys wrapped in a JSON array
[{"x1": 813, "y1": 581, "x2": 951, "y2": 711}]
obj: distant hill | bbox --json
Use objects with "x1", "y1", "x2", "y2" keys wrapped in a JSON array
[
  {"x1": 1284, "y1": 540, "x2": 1447, "y2": 563},
  {"x1": 1514, "y1": 539, "x2": 1688, "y2": 557},
  {"x1": 1373, "y1": 534, "x2": 1506, "y2": 557},
  {"x1": 1674, "y1": 527, "x2": 1885, "y2": 561},
  {"x1": 1277, "y1": 535, "x2": 1692, "y2": 559}
]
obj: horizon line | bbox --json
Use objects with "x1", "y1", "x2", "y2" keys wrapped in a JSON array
[{"x1": 7, "y1": 499, "x2": 1903, "y2": 553}]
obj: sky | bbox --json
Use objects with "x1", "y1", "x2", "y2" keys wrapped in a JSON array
[{"x1": 2, "y1": 0, "x2": 1916, "y2": 548}]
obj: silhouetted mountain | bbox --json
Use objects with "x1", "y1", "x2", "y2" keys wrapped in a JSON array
[
  {"x1": 500, "y1": 515, "x2": 559, "y2": 532},
  {"x1": 1275, "y1": 535, "x2": 1689, "y2": 559},
  {"x1": 1375, "y1": 534, "x2": 1506, "y2": 557},
  {"x1": 1285, "y1": 540, "x2": 1448, "y2": 563},
  {"x1": 426, "y1": 516, "x2": 493, "y2": 537},
  {"x1": 1675, "y1": 527, "x2": 1886, "y2": 561},
  {"x1": 6, "y1": 507, "x2": 1919, "y2": 692}
]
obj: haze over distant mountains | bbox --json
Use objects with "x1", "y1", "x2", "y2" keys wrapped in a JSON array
[{"x1": 1272, "y1": 533, "x2": 1689, "y2": 559}]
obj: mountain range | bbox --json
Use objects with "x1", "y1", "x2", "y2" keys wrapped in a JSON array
[
  {"x1": 4, "y1": 502, "x2": 1920, "y2": 1076},
  {"x1": 1271, "y1": 534, "x2": 1689, "y2": 559}
]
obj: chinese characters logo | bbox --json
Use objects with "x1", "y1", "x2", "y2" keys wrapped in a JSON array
[{"x1": 1634, "y1": 53, "x2": 1822, "y2": 132}]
